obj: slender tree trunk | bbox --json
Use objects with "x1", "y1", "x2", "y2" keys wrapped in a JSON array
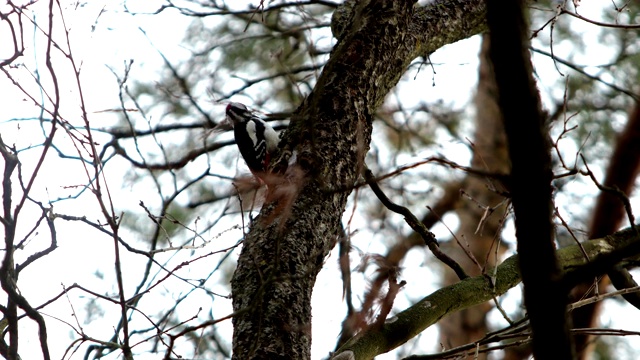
[{"x1": 487, "y1": 0, "x2": 574, "y2": 358}]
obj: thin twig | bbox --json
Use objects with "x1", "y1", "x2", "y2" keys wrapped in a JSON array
[{"x1": 364, "y1": 168, "x2": 468, "y2": 280}]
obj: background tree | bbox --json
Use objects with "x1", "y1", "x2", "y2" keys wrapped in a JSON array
[{"x1": 1, "y1": 1, "x2": 640, "y2": 360}]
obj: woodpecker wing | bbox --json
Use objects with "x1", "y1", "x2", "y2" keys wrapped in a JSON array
[
  {"x1": 226, "y1": 102, "x2": 280, "y2": 175},
  {"x1": 263, "y1": 121, "x2": 280, "y2": 153},
  {"x1": 233, "y1": 116, "x2": 270, "y2": 172}
]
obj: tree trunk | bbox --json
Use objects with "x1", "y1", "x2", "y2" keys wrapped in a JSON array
[
  {"x1": 230, "y1": 1, "x2": 490, "y2": 359},
  {"x1": 487, "y1": 0, "x2": 574, "y2": 358}
]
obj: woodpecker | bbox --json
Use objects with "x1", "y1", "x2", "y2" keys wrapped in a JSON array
[{"x1": 225, "y1": 102, "x2": 280, "y2": 180}]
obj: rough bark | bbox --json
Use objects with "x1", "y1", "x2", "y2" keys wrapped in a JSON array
[
  {"x1": 230, "y1": 1, "x2": 490, "y2": 359},
  {"x1": 487, "y1": 0, "x2": 574, "y2": 358}
]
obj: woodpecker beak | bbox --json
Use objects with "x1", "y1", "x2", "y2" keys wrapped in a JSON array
[{"x1": 210, "y1": 111, "x2": 234, "y2": 133}]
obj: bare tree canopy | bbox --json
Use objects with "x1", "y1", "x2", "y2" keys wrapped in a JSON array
[{"x1": 1, "y1": 1, "x2": 640, "y2": 360}]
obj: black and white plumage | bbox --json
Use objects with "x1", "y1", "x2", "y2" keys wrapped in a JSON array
[{"x1": 225, "y1": 102, "x2": 280, "y2": 178}]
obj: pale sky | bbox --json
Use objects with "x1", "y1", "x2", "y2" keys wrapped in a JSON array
[{"x1": 1, "y1": 1, "x2": 640, "y2": 359}]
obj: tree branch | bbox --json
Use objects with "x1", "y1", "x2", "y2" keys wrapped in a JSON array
[
  {"x1": 334, "y1": 224, "x2": 640, "y2": 360},
  {"x1": 364, "y1": 168, "x2": 468, "y2": 280}
]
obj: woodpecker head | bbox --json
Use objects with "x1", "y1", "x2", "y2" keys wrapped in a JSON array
[{"x1": 225, "y1": 102, "x2": 251, "y2": 126}]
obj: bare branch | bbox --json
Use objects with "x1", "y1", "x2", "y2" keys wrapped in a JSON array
[{"x1": 364, "y1": 167, "x2": 468, "y2": 280}]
